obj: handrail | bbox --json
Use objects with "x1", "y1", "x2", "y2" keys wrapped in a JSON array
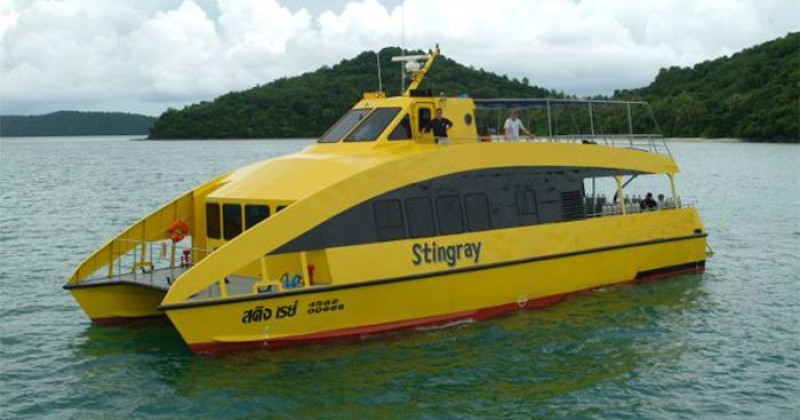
[
  {"x1": 81, "y1": 237, "x2": 216, "y2": 286},
  {"x1": 433, "y1": 134, "x2": 672, "y2": 156},
  {"x1": 67, "y1": 172, "x2": 229, "y2": 285}
]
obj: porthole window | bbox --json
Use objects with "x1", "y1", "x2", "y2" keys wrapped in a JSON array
[{"x1": 464, "y1": 113, "x2": 473, "y2": 126}]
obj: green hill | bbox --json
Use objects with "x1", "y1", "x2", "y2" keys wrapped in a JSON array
[
  {"x1": 0, "y1": 111, "x2": 155, "y2": 137},
  {"x1": 615, "y1": 32, "x2": 799, "y2": 142},
  {"x1": 150, "y1": 35, "x2": 799, "y2": 141},
  {"x1": 148, "y1": 47, "x2": 560, "y2": 139}
]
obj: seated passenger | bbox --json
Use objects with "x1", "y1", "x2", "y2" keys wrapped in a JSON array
[
  {"x1": 640, "y1": 192, "x2": 657, "y2": 211},
  {"x1": 657, "y1": 194, "x2": 666, "y2": 209}
]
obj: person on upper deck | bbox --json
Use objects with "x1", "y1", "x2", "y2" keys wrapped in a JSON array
[
  {"x1": 503, "y1": 110, "x2": 532, "y2": 141},
  {"x1": 640, "y1": 192, "x2": 657, "y2": 211},
  {"x1": 424, "y1": 108, "x2": 453, "y2": 142}
]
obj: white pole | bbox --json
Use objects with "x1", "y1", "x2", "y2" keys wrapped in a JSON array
[{"x1": 376, "y1": 50, "x2": 383, "y2": 92}]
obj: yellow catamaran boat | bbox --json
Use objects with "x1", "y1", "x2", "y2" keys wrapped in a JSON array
[{"x1": 65, "y1": 48, "x2": 708, "y2": 353}]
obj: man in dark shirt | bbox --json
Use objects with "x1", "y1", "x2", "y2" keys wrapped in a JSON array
[
  {"x1": 424, "y1": 108, "x2": 453, "y2": 142},
  {"x1": 640, "y1": 192, "x2": 657, "y2": 211}
]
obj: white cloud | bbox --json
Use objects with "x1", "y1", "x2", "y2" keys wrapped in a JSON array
[{"x1": 0, "y1": 0, "x2": 797, "y2": 116}]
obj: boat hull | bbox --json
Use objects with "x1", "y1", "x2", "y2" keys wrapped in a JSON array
[
  {"x1": 64, "y1": 282, "x2": 166, "y2": 325},
  {"x1": 164, "y1": 233, "x2": 706, "y2": 354}
]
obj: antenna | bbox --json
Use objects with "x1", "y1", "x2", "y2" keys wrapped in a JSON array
[
  {"x1": 400, "y1": 0, "x2": 406, "y2": 93},
  {"x1": 376, "y1": 50, "x2": 383, "y2": 92}
]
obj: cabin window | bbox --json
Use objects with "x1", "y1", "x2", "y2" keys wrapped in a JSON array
[
  {"x1": 373, "y1": 200, "x2": 405, "y2": 240},
  {"x1": 436, "y1": 195, "x2": 465, "y2": 235},
  {"x1": 406, "y1": 197, "x2": 435, "y2": 238},
  {"x1": 418, "y1": 108, "x2": 432, "y2": 131},
  {"x1": 319, "y1": 108, "x2": 371, "y2": 143},
  {"x1": 222, "y1": 204, "x2": 243, "y2": 240},
  {"x1": 206, "y1": 203, "x2": 221, "y2": 239},
  {"x1": 345, "y1": 107, "x2": 401, "y2": 142},
  {"x1": 515, "y1": 190, "x2": 538, "y2": 215},
  {"x1": 464, "y1": 193, "x2": 491, "y2": 231},
  {"x1": 388, "y1": 114, "x2": 412, "y2": 140},
  {"x1": 245, "y1": 205, "x2": 270, "y2": 229}
]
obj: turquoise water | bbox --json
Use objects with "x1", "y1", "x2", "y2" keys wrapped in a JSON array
[{"x1": 0, "y1": 137, "x2": 798, "y2": 418}]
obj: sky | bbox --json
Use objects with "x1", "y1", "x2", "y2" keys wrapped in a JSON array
[{"x1": 1, "y1": 0, "x2": 797, "y2": 116}]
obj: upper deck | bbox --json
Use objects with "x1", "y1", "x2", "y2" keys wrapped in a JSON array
[{"x1": 206, "y1": 47, "x2": 675, "y2": 204}]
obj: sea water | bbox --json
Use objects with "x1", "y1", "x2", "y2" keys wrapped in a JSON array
[{"x1": 0, "y1": 137, "x2": 797, "y2": 418}]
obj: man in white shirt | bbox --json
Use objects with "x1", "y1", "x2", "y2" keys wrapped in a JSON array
[{"x1": 503, "y1": 110, "x2": 532, "y2": 141}]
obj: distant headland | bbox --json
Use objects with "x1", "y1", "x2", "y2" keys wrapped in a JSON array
[{"x1": 0, "y1": 111, "x2": 155, "y2": 137}]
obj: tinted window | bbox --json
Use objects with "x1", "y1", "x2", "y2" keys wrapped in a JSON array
[
  {"x1": 373, "y1": 200, "x2": 405, "y2": 240},
  {"x1": 516, "y1": 190, "x2": 538, "y2": 215},
  {"x1": 206, "y1": 203, "x2": 220, "y2": 239},
  {"x1": 245, "y1": 205, "x2": 270, "y2": 229},
  {"x1": 319, "y1": 109, "x2": 371, "y2": 143},
  {"x1": 464, "y1": 193, "x2": 491, "y2": 231},
  {"x1": 388, "y1": 114, "x2": 412, "y2": 140},
  {"x1": 223, "y1": 204, "x2": 242, "y2": 240},
  {"x1": 436, "y1": 195, "x2": 464, "y2": 235},
  {"x1": 406, "y1": 197, "x2": 435, "y2": 238},
  {"x1": 418, "y1": 108, "x2": 432, "y2": 131},
  {"x1": 346, "y1": 108, "x2": 401, "y2": 142}
]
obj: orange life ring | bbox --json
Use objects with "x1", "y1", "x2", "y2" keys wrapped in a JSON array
[{"x1": 168, "y1": 219, "x2": 189, "y2": 243}]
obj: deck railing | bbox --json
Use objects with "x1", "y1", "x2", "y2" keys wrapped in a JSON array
[
  {"x1": 439, "y1": 134, "x2": 671, "y2": 156},
  {"x1": 80, "y1": 238, "x2": 214, "y2": 288}
]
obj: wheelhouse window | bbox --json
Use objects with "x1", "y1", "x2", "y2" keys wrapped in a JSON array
[
  {"x1": 418, "y1": 108, "x2": 432, "y2": 131},
  {"x1": 388, "y1": 114, "x2": 412, "y2": 140},
  {"x1": 436, "y1": 195, "x2": 465, "y2": 235},
  {"x1": 245, "y1": 205, "x2": 270, "y2": 229},
  {"x1": 222, "y1": 204, "x2": 242, "y2": 240},
  {"x1": 345, "y1": 107, "x2": 401, "y2": 142},
  {"x1": 406, "y1": 197, "x2": 435, "y2": 238},
  {"x1": 373, "y1": 200, "x2": 405, "y2": 240},
  {"x1": 319, "y1": 109, "x2": 371, "y2": 143},
  {"x1": 206, "y1": 203, "x2": 220, "y2": 239}
]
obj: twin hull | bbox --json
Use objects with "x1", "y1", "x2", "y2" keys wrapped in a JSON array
[{"x1": 163, "y1": 209, "x2": 706, "y2": 353}]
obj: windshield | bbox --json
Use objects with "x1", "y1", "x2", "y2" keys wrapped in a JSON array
[
  {"x1": 319, "y1": 109, "x2": 371, "y2": 143},
  {"x1": 345, "y1": 108, "x2": 401, "y2": 142}
]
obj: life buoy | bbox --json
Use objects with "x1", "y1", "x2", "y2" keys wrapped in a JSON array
[{"x1": 168, "y1": 219, "x2": 189, "y2": 243}]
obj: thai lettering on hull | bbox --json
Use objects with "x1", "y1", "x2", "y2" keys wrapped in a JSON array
[
  {"x1": 412, "y1": 241, "x2": 482, "y2": 267},
  {"x1": 242, "y1": 300, "x2": 298, "y2": 324}
]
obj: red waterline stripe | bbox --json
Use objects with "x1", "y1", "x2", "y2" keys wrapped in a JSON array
[
  {"x1": 188, "y1": 263, "x2": 705, "y2": 355},
  {"x1": 91, "y1": 314, "x2": 165, "y2": 326}
]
